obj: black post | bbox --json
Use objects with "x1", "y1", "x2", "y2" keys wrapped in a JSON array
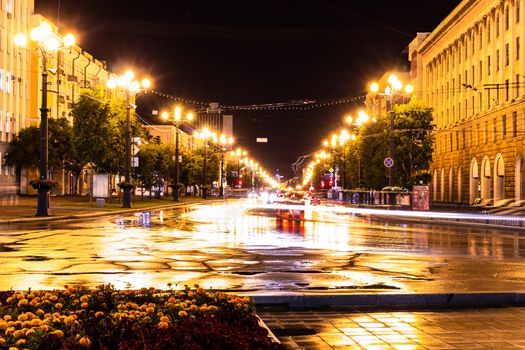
[
  {"x1": 36, "y1": 55, "x2": 50, "y2": 217},
  {"x1": 388, "y1": 102, "x2": 395, "y2": 187},
  {"x1": 238, "y1": 160, "x2": 241, "y2": 188},
  {"x1": 202, "y1": 139, "x2": 208, "y2": 199},
  {"x1": 219, "y1": 149, "x2": 225, "y2": 197},
  {"x1": 122, "y1": 90, "x2": 132, "y2": 208},
  {"x1": 173, "y1": 121, "x2": 181, "y2": 201}
]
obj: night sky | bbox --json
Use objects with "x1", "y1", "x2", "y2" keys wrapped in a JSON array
[{"x1": 35, "y1": 0, "x2": 460, "y2": 178}]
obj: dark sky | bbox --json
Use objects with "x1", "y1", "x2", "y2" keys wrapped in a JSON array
[{"x1": 35, "y1": 0, "x2": 460, "y2": 178}]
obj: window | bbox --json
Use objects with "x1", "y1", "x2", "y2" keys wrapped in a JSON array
[
  {"x1": 472, "y1": 96, "x2": 475, "y2": 115},
  {"x1": 6, "y1": 72, "x2": 11, "y2": 94},
  {"x1": 502, "y1": 115, "x2": 507, "y2": 138},
  {"x1": 452, "y1": 78, "x2": 455, "y2": 95},
  {"x1": 488, "y1": 55, "x2": 491, "y2": 75},
  {"x1": 506, "y1": 79, "x2": 510, "y2": 101},
  {"x1": 479, "y1": 61, "x2": 482, "y2": 80},
  {"x1": 472, "y1": 65, "x2": 475, "y2": 83},
  {"x1": 488, "y1": 22, "x2": 491, "y2": 42},
  {"x1": 476, "y1": 123, "x2": 480, "y2": 145},
  {"x1": 480, "y1": 31, "x2": 483, "y2": 48},
  {"x1": 5, "y1": 113, "x2": 10, "y2": 134},
  {"x1": 456, "y1": 130, "x2": 459, "y2": 150},
  {"x1": 469, "y1": 126, "x2": 473, "y2": 147},
  {"x1": 6, "y1": 0, "x2": 12, "y2": 17},
  {"x1": 485, "y1": 120, "x2": 488, "y2": 143},
  {"x1": 517, "y1": 37, "x2": 520, "y2": 60},
  {"x1": 496, "y1": 50, "x2": 500, "y2": 71},
  {"x1": 518, "y1": 0, "x2": 521, "y2": 23},
  {"x1": 450, "y1": 133, "x2": 453, "y2": 151},
  {"x1": 512, "y1": 111, "x2": 517, "y2": 137},
  {"x1": 506, "y1": 7, "x2": 510, "y2": 30},
  {"x1": 517, "y1": 74, "x2": 520, "y2": 98},
  {"x1": 462, "y1": 129, "x2": 466, "y2": 149},
  {"x1": 506, "y1": 43, "x2": 510, "y2": 66},
  {"x1": 459, "y1": 102, "x2": 462, "y2": 120},
  {"x1": 493, "y1": 118, "x2": 497, "y2": 142},
  {"x1": 497, "y1": 16, "x2": 500, "y2": 36}
]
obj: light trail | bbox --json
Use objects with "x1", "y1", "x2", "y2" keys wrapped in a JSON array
[{"x1": 247, "y1": 202, "x2": 525, "y2": 223}]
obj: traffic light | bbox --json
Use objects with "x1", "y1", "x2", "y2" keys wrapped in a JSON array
[
  {"x1": 320, "y1": 180, "x2": 325, "y2": 188},
  {"x1": 237, "y1": 179, "x2": 243, "y2": 188}
]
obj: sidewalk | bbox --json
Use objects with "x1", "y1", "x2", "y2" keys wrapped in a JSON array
[
  {"x1": 0, "y1": 194, "x2": 206, "y2": 223},
  {"x1": 259, "y1": 307, "x2": 525, "y2": 349}
]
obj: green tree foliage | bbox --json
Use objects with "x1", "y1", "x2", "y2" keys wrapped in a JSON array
[
  {"x1": 180, "y1": 148, "x2": 219, "y2": 186},
  {"x1": 334, "y1": 98, "x2": 433, "y2": 190},
  {"x1": 71, "y1": 89, "x2": 145, "y2": 174},
  {"x1": 136, "y1": 143, "x2": 175, "y2": 196},
  {"x1": 6, "y1": 118, "x2": 74, "y2": 172}
]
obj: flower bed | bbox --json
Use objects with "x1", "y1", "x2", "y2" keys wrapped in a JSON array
[{"x1": 0, "y1": 284, "x2": 282, "y2": 350}]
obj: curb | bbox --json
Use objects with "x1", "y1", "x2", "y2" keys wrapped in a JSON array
[
  {"x1": 252, "y1": 293, "x2": 525, "y2": 309},
  {"x1": 0, "y1": 200, "x2": 213, "y2": 225}
]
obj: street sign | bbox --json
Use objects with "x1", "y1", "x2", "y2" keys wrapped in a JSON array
[
  {"x1": 328, "y1": 168, "x2": 334, "y2": 173},
  {"x1": 132, "y1": 156, "x2": 139, "y2": 167},
  {"x1": 384, "y1": 157, "x2": 394, "y2": 168},
  {"x1": 256, "y1": 138, "x2": 268, "y2": 143}
]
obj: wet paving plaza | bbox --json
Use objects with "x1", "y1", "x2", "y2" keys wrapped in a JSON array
[{"x1": 1, "y1": 200, "x2": 525, "y2": 293}]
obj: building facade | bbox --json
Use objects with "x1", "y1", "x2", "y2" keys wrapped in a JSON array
[
  {"x1": 409, "y1": 0, "x2": 525, "y2": 205},
  {"x1": 0, "y1": 0, "x2": 33, "y2": 194}
]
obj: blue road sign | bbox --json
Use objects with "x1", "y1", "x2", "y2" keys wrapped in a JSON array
[{"x1": 384, "y1": 157, "x2": 394, "y2": 168}]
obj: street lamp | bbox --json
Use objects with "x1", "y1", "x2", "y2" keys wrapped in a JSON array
[
  {"x1": 194, "y1": 127, "x2": 214, "y2": 199},
  {"x1": 215, "y1": 134, "x2": 234, "y2": 198},
  {"x1": 162, "y1": 106, "x2": 193, "y2": 201},
  {"x1": 230, "y1": 148, "x2": 248, "y2": 188},
  {"x1": 369, "y1": 74, "x2": 413, "y2": 187},
  {"x1": 15, "y1": 22, "x2": 76, "y2": 216},
  {"x1": 107, "y1": 70, "x2": 151, "y2": 208}
]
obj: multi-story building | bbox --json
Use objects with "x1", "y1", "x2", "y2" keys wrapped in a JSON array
[
  {"x1": 0, "y1": 0, "x2": 33, "y2": 194},
  {"x1": 19, "y1": 14, "x2": 114, "y2": 195},
  {"x1": 409, "y1": 0, "x2": 525, "y2": 205}
]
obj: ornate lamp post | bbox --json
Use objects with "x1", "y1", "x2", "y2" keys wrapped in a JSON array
[
  {"x1": 15, "y1": 22, "x2": 76, "y2": 216},
  {"x1": 107, "y1": 70, "x2": 151, "y2": 208},
  {"x1": 216, "y1": 134, "x2": 234, "y2": 198},
  {"x1": 194, "y1": 128, "x2": 214, "y2": 199},
  {"x1": 230, "y1": 148, "x2": 247, "y2": 188},
  {"x1": 369, "y1": 74, "x2": 413, "y2": 187},
  {"x1": 162, "y1": 106, "x2": 193, "y2": 201}
]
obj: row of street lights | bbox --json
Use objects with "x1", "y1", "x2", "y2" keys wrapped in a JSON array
[{"x1": 302, "y1": 73, "x2": 413, "y2": 192}]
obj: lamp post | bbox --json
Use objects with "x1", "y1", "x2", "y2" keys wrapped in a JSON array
[
  {"x1": 15, "y1": 22, "x2": 76, "y2": 216},
  {"x1": 369, "y1": 75, "x2": 413, "y2": 187},
  {"x1": 162, "y1": 107, "x2": 193, "y2": 201},
  {"x1": 107, "y1": 70, "x2": 151, "y2": 208},
  {"x1": 216, "y1": 134, "x2": 234, "y2": 198},
  {"x1": 194, "y1": 128, "x2": 214, "y2": 199}
]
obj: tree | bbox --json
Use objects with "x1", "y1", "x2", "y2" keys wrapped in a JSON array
[
  {"x1": 392, "y1": 99, "x2": 434, "y2": 188},
  {"x1": 331, "y1": 98, "x2": 433, "y2": 190},
  {"x1": 6, "y1": 118, "x2": 75, "y2": 174},
  {"x1": 72, "y1": 88, "x2": 146, "y2": 175}
]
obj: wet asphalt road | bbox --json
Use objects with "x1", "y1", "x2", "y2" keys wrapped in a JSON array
[{"x1": 1, "y1": 199, "x2": 525, "y2": 293}]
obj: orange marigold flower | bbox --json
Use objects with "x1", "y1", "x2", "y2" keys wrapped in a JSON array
[
  {"x1": 95, "y1": 311, "x2": 104, "y2": 318},
  {"x1": 17, "y1": 299, "x2": 28, "y2": 307},
  {"x1": 25, "y1": 328, "x2": 36, "y2": 337},
  {"x1": 157, "y1": 321, "x2": 169, "y2": 329},
  {"x1": 51, "y1": 329, "x2": 64, "y2": 338},
  {"x1": 36, "y1": 309, "x2": 45, "y2": 316},
  {"x1": 12, "y1": 329, "x2": 25, "y2": 339},
  {"x1": 30, "y1": 318, "x2": 41, "y2": 327},
  {"x1": 5, "y1": 297, "x2": 12, "y2": 303},
  {"x1": 17, "y1": 314, "x2": 28, "y2": 321},
  {"x1": 146, "y1": 307, "x2": 154, "y2": 314},
  {"x1": 5, "y1": 327, "x2": 15, "y2": 335},
  {"x1": 15, "y1": 339, "x2": 26, "y2": 346},
  {"x1": 0, "y1": 338, "x2": 5, "y2": 346},
  {"x1": 189, "y1": 305, "x2": 197, "y2": 312},
  {"x1": 8, "y1": 347, "x2": 19, "y2": 350},
  {"x1": 160, "y1": 316, "x2": 170, "y2": 323},
  {"x1": 3, "y1": 315, "x2": 11, "y2": 321},
  {"x1": 81, "y1": 302, "x2": 89, "y2": 309},
  {"x1": 40, "y1": 325, "x2": 49, "y2": 332},
  {"x1": 79, "y1": 336, "x2": 91, "y2": 346},
  {"x1": 55, "y1": 303, "x2": 63, "y2": 309},
  {"x1": 178, "y1": 311, "x2": 188, "y2": 317}
]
